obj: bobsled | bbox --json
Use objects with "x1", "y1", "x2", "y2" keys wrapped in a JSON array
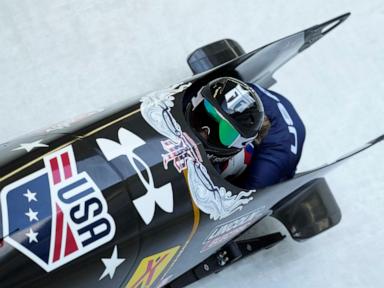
[{"x1": 0, "y1": 13, "x2": 382, "y2": 288}]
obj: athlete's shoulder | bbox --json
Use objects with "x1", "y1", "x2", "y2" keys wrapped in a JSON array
[{"x1": 249, "y1": 83, "x2": 287, "y2": 103}]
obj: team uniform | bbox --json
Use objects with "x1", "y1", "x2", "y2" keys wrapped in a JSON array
[
  {"x1": 187, "y1": 77, "x2": 305, "y2": 190},
  {"x1": 222, "y1": 84, "x2": 306, "y2": 189}
]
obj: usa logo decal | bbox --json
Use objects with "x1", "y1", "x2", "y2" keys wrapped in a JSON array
[{"x1": 1, "y1": 146, "x2": 116, "y2": 272}]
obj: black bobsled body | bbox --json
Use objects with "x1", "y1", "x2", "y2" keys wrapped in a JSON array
[{"x1": 0, "y1": 13, "x2": 382, "y2": 288}]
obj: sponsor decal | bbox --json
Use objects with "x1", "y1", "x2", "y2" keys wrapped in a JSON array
[
  {"x1": 126, "y1": 246, "x2": 180, "y2": 288},
  {"x1": 97, "y1": 128, "x2": 174, "y2": 225},
  {"x1": 140, "y1": 83, "x2": 255, "y2": 221},
  {"x1": 162, "y1": 132, "x2": 202, "y2": 173},
  {"x1": 1, "y1": 146, "x2": 116, "y2": 272},
  {"x1": 201, "y1": 208, "x2": 266, "y2": 252}
]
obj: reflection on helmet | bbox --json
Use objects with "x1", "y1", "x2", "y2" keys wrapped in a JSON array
[{"x1": 187, "y1": 77, "x2": 264, "y2": 162}]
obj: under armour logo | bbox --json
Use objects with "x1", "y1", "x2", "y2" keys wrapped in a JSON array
[{"x1": 97, "y1": 128, "x2": 174, "y2": 225}]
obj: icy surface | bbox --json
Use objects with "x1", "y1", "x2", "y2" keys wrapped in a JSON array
[{"x1": 0, "y1": 0, "x2": 383, "y2": 287}]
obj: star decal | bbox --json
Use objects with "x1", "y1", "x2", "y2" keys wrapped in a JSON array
[
  {"x1": 25, "y1": 208, "x2": 39, "y2": 222},
  {"x1": 26, "y1": 228, "x2": 39, "y2": 243},
  {"x1": 99, "y1": 246, "x2": 125, "y2": 280},
  {"x1": 46, "y1": 122, "x2": 71, "y2": 133},
  {"x1": 23, "y1": 189, "x2": 37, "y2": 202},
  {"x1": 12, "y1": 140, "x2": 49, "y2": 153}
]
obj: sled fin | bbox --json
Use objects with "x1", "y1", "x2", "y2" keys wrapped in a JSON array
[{"x1": 204, "y1": 13, "x2": 351, "y2": 87}]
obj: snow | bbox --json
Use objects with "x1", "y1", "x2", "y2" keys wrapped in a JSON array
[{"x1": 0, "y1": 0, "x2": 383, "y2": 287}]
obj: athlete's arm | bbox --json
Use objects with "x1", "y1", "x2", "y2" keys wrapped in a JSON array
[{"x1": 237, "y1": 154, "x2": 289, "y2": 189}]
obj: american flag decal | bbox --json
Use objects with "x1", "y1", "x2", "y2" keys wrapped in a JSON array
[{"x1": 1, "y1": 146, "x2": 116, "y2": 272}]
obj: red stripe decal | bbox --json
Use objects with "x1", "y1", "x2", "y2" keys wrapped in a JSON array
[
  {"x1": 64, "y1": 224, "x2": 78, "y2": 256},
  {"x1": 61, "y1": 152, "x2": 73, "y2": 180},
  {"x1": 53, "y1": 205, "x2": 64, "y2": 262},
  {"x1": 244, "y1": 150, "x2": 252, "y2": 165},
  {"x1": 50, "y1": 158, "x2": 61, "y2": 185}
]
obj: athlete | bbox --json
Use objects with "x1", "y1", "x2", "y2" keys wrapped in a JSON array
[{"x1": 186, "y1": 77, "x2": 306, "y2": 189}]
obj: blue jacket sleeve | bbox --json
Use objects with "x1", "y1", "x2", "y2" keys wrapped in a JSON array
[{"x1": 237, "y1": 151, "x2": 291, "y2": 190}]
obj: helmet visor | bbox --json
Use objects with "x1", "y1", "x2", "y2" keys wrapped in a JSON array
[
  {"x1": 204, "y1": 99, "x2": 240, "y2": 147},
  {"x1": 211, "y1": 78, "x2": 265, "y2": 139}
]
